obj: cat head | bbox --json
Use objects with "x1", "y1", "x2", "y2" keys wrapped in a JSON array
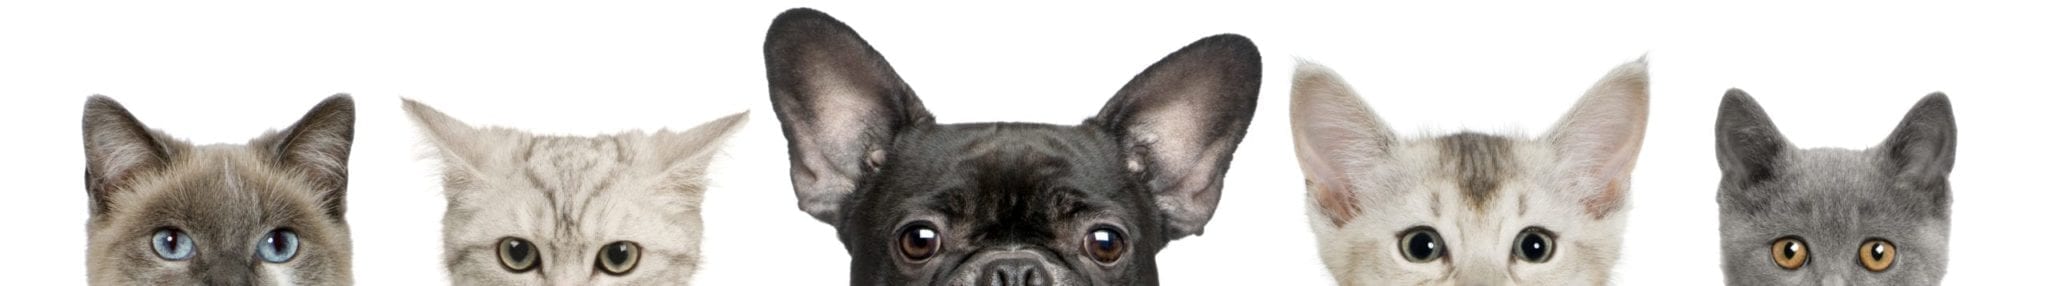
[
  {"x1": 1289, "y1": 60, "x2": 1648, "y2": 285},
  {"x1": 82, "y1": 95, "x2": 355, "y2": 285},
  {"x1": 1715, "y1": 90, "x2": 1955, "y2": 285},
  {"x1": 403, "y1": 99, "x2": 746, "y2": 285}
]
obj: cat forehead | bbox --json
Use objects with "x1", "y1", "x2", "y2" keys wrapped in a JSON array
[
  {"x1": 1769, "y1": 149, "x2": 1945, "y2": 218},
  {"x1": 110, "y1": 147, "x2": 331, "y2": 230}
]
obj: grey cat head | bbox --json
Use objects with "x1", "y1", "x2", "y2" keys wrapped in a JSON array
[
  {"x1": 403, "y1": 99, "x2": 746, "y2": 285},
  {"x1": 1716, "y1": 89, "x2": 1955, "y2": 285},
  {"x1": 82, "y1": 95, "x2": 355, "y2": 285}
]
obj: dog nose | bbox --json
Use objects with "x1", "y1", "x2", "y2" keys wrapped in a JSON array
[{"x1": 982, "y1": 258, "x2": 1048, "y2": 286}]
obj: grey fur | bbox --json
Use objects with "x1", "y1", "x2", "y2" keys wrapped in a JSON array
[
  {"x1": 403, "y1": 99, "x2": 747, "y2": 285},
  {"x1": 1437, "y1": 133, "x2": 1519, "y2": 210},
  {"x1": 1716, "y1": 89, "x2": 1955, "y2": 285},
  {"x1": 82, "y1": 95, "x2": 356, "y2": 285}
]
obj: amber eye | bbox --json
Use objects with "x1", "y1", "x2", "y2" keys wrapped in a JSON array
[
  {"x1": 596, "y1": 241, "x2": 641, "y2": 275},
  {"x1": 498, "y1": 237, "x2": 540, "y2": 272},
  {"x1": 1860, "y1": 239, "x2": 1896, "y2": 272},
  {"x1": 1397, "y1": 227, "x2": 1445, "y2": 263},
  {"x1": 1084, "y1": 228, "x2": 1127, "y2": 263},
  {"x1": 898, "y1": 225, "x2": 941, "y2": 261},
  {"x1": 1770, "y1": 237, "x2": 1809, "y2": 270}
]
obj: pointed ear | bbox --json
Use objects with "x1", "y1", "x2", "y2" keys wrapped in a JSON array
[
  {"x1": 1289, "y1": 62, "x2": 1393, "y2": 226},
  {"x1": 1543, "y1": 60, "x2": 1649, "y2": 218},
  {"x1": 765, "y1": 8, "x2": 934, "y2": 225},
  {"x1": 1715, "y1": 89, "x2": 1790, "y2": 188},
  {"x1": 258, "y1": 94, "x2": 355, "y2": 219},
  {"x1": 401, "y1": 98, "x2": 514, "y2": 195},
  {"x1": 649, "y1": 111, "x2": 751, "y2": 195},
  {"x1": 1088, "y1": 34, "x2": 1260, "y2": 239},
  {"x1": 81, "y1": 95, "x2": 182, "y2": 216},
  {"x1": 1878, "y1": 93, "x2": 1957, "y2": 186}
]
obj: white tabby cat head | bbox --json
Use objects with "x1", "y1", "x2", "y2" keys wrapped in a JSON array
[
  {"x1": 1289, "y1": 60, "x2": 1648, "y2": 285},
  {"x1": 403, "y1": 99, "x2": 746, "y2": 285}
]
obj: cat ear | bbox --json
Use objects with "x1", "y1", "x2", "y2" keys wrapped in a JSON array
[
  {"x1": 765, "y1": 8, "x2": 934, "y2": 225},
  {"x1": 402, "y1": 98, "x2": 519, "y2": 197},
  {"x1": 256, "y1": 94, "x2": 355, "y2": 219},
  {"x1": 81, "y1": 95, "x2": 183, "y2": 216},
  {"x1": 649, "y1": 111, "x2": 750, "y2": 196},
  {"x1": 1878, "y1": 93, "x2": 1957, "y2": 186},
  {"x1": 1715, "y1": 89, "x2": 1790, "y2": 188},
  {"x1": 1088, "y1": 34, "x2": 1260, "y2": 239},
  {"x1": 1543, "y1": 60, "x2": 1648, "y2": 218},
  {"x1": 1289, "y1": 62, "x2": 1393, "y2": 227}
]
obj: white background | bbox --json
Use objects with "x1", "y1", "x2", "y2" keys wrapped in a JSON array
[{"x1": 2, "y1": 1, "x2": 2042, "y2": 285}]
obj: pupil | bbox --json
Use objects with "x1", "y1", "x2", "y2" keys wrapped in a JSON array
[
  {"x1": 1872, "y1": 244, "x2": 1886, "y2": 259},
  {"x1": 607, "y1": 244, "x2": 628, "y2": 264},
  {"x1": 508, "y1": 241, "x2": 529, "y2": 261},
  {"x1": 1408, "y1": 234, "x2": 1434, "y2": 257}
]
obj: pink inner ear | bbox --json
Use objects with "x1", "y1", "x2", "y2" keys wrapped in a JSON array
[
  {"x1": 1582, "y1": 178, "x2": 1627, "y2": 219},
  {"x1": 1310, "y1": 179, "x2": 1360, "y2": 226}
]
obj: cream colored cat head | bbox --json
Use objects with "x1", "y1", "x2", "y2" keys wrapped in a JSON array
[
  {"x1": 1289, "y1": 60, "x2": 1647, "y2": 285},
  {"x1": 404, "y1": 100, "x2": 745, "y2": 285}
]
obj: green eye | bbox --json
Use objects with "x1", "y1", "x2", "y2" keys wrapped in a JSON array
[
  {"x1": 1397, "y1": 227, "x2": 1444, "y2": 263},
  {"x1": 498, "y1": 237, "x2": 539, "y2": 272},
  {"x1": 597, "y1": 241, "x2": 641, "y2": 275}
]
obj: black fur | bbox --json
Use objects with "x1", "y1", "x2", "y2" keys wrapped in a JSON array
[{"x1": 764, "y1": 8, "x2": 1259, "y2": 285}]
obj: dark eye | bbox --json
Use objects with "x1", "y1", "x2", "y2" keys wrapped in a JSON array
[
  {"x1": 1771, "y1": 236, "x2": 1809, "y2": 270},
  {"x1": 1513, "y1": 227, "x2": 1555, "y2": 263},
  {"x1": 1083, "y1": 228, "x2": 1127, "y2": 263},
  {"x1": 597, "y1": 241, "x2": 641, "y2": 275},
  {"x1": 256, "y1": 229, "x2": 300, "y2": 263},
  {"x1": 498, "y1": 237, "x2": 540, "y2": 272},
  {"x1": 1859, "y1": 239, "x2": 1895, "y2": 272},
  {"x1": 898, "y1": 225, "x2": 941, "y2": 261},
  {"x1": 1397, "y1": 227, "x2": 1444, "y2": 262},
  {"x1": 151, "y1": 228, "x2": 196, "y2": 261}
]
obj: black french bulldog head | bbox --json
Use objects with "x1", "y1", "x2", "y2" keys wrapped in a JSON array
[{"x1": 763, "y1": 8, "x2": 1260, "y2": 286}]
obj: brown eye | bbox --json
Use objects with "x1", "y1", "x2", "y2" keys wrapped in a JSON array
[
  {"x1": 498, "y1": 237, "x2": 540, "y2": 272},
  {"x1": 596, "y1": 241, "x2": 641, "y2": 275},
  {"x1": 1084, "y1": 228, "x2": 1127, "y2": 263},
  {"x1": 898, "y1": 226, "x2": 941, "y2": 261},
  {"x1": 1859, "y1": 239, "x2": 1896, "y2": 272},
  {"x1": 1770, "y1": 237, "x2": 1808, "y2": 270}
]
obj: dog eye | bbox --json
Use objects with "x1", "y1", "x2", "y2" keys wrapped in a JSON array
[
  {"x1": 1397, "y1": 227, "x2": 1444, "y2": 263},
  {"x1": 256, "y1": 229, "x2": 300, "y2": 263},
  {"x1": 898, "y1": 226, "x2": 941, "y2": 261},
  {"x1": 1084, "y1": 228, "x2": 1127, "y2": 263},
  {"x1": 597, "y1": 241, "x2": 641, "y2": 275},
  {"x1": 498, "y1": 237, "x2": 540, "y2": 272},
  {"x1": 1859, "y1": 239, "x2": 1896, "y2": 272},
  {"x1": 1770, "y1": 236, "x2": 1808, "y2": 270},
  {"x1": 151, "y1": 228, "x2": 196, "y2": 261},
  {"x1": 1513, "y1": 227, "x2": 1555, "y2": 263}
]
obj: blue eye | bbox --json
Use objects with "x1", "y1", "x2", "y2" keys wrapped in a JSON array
[
  {"x1": 151, "y1": 228, "x2": 196, "y2": 261},
  {"x1": 257, "y1": 229, "x2": 300, "y2": 263}
]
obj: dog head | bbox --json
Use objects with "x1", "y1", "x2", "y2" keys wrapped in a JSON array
[{"x1": 763, "y1": 8, "x2": 1260, "y2": 285}]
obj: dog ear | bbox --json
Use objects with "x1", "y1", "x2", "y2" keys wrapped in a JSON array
[
  {"x1": 1089, "y1": 34, "x2": 1260, "y2": 239},
  {"x1": 765, "y1": 8, "x2": 934, "y2": 225},
  {"x1": 257, "y1": 94, "x2": 355, "y2": 220},
  {"x1": 649, "y1": 111, "x2": 750, "y2": 198},
  {"x1": 82, "y1": 95, "x2": 184, "y2": 216},
  {"x1": 1544, "y1": 60, "x2": 1649, "y2": 219},
  {"x1": 1288, "y1": 62, "x2": 1392, "y2": 227},
  {"x1": 1878, "y1": 93, "x2": 1957, "y2": 188},
  {"x1": 1715, "y1": 89, "x2": 1790, "y2": 189}
]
